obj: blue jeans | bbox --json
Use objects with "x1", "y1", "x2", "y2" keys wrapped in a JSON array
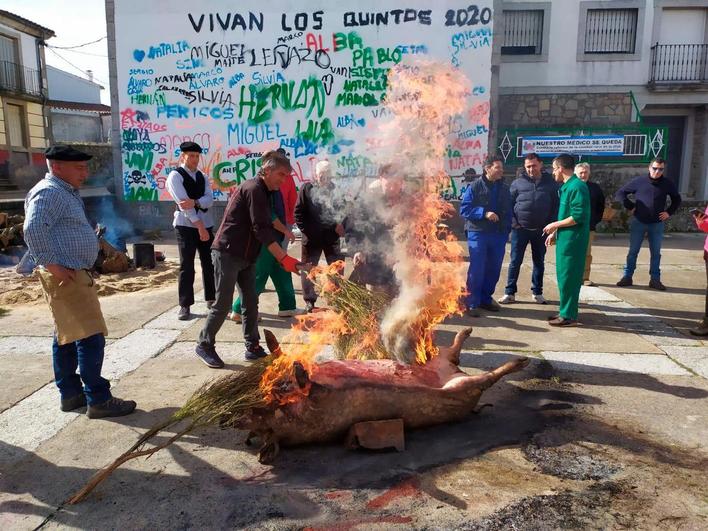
[
  {"x1": 624, "y1": 218, "x2": 664, "y2": 280},
  {"x1": 505, "y1": 228, "x2": 547, "y2": 295},
  {"x1": 52, "y1": 333, "x2": 111, "y2": 406},
  {"x1": 466, "y1": 232, "x2": 508, "y2": 308}
]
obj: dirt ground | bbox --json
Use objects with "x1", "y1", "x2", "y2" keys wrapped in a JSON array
[{"x1": 0, "y1": 260, "x2": 178, "y2": 306}]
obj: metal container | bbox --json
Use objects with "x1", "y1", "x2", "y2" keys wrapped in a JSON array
[{"x1": 132, "y1": 242, "x2": 156, "y2": 269}]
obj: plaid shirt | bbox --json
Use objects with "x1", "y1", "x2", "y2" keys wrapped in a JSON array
[{"x1": 24, "y1": 174, "x2": 99, "y2": 270}]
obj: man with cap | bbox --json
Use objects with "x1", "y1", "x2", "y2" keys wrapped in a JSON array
[
  {"x1": 166, "y1": 141, "x2": 215, "y2": 320},
  {"x1": 195, "y1": 150, "x2": 306, "y2": 367},
  {"x1": 23, "y1": 145, "x2": 136, "y2": 418}
]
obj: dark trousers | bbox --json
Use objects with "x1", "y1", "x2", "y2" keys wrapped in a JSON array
[
  {"x1": 176, "y1": 225, "x2": 215, "y2": 307},
  {"x1": 505, "y1": 228, "x2": 547, "y2": 296},
  {"x1": 465, "y1": 232, "x2": 507, "y2": 308},
  {"x1": 52, "y1": 333, "x2": 111, "y2": 406},
  {"x1": 301, "y1": 241, "x2": 343, "y2": 303},
  {"x1": 198, "y1": 250, "x2": 259, "y2": 350}
]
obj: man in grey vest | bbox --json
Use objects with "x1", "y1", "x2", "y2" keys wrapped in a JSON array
[{"x1": 166, "y1": 141, "x2": 215, "y2": 320}]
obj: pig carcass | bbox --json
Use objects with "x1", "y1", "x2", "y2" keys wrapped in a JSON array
[{"x1": 242, "y1": 328, "x2": 529, "y2": 463}]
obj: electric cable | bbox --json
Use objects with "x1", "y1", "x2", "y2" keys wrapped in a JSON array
[
  {"x1": 48, "y1": 36, "x2": 107, "y2": 49},
  {"x1": 46, "y1": 46, "x2": 109, "y2": 87}
]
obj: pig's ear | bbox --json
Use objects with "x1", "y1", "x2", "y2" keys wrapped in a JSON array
[{"x1": 264, "y1": 329, "x2": 283, "y2": 358}]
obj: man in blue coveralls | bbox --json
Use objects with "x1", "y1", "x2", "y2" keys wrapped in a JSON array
[{"x1": 460, "y1": 155, "x2": 512, "y2": 317}]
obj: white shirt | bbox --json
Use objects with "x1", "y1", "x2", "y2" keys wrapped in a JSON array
[{"x1": 166, "y1": 164, "x2": 215, "y2": 229}]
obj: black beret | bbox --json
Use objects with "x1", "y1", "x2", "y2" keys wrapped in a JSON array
[
  {"x1": 45, "y1": 145, "x2": 92, "y2": 161},
  {"x1": 180, "y1": 141, "x2": 202, "y2": 153}
]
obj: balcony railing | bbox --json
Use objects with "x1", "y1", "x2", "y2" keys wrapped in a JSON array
[
  {"x1": 649, "y1": 43, "x2": 708, "y2": 85},
  {"x1": 0, "y1": 60, "x2": 42, "y2": 97}
]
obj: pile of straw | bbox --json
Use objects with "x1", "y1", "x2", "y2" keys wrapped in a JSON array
[{"x1": 315, "y1": 270, "x2": 392, "y2": 360}]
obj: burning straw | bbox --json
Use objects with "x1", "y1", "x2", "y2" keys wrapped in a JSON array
[{"x1": 67, "y1": 359, "x2": 270, "y2": 504}]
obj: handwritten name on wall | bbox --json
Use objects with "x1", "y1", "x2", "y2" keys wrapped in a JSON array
[{"x1": 114, "y1": 0, "x2": 493, "y2": 201}]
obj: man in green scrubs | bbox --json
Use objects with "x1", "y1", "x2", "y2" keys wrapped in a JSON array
[{"x1": 543, "y1": 154, "x2": 590, "y2": 326}]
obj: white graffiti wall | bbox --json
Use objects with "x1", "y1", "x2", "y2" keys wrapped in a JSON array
[{"x1": 113, "y1": 0, "x2": 493, "y2": 202}]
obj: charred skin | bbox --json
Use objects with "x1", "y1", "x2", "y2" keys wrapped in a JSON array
[{"x1": 248, "y1": 328, "x2": 529, "y2": 462}]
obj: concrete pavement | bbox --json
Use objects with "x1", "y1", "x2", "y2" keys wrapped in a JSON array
[{"x1": 0, "y1": 233, "x2": 706, "y2": 529}]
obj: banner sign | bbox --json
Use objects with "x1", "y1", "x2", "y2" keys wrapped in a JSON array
[{"x1": 520, "y1": 135, "x2": 625, "y2": 157}]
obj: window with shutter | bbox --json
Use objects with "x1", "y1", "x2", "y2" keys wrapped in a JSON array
[
  {"x1": 584, "y1": 8, "x2": 638, "y2": 54},
  {"x1": 502, "y1": 10, "x2": 545, "y2": 55}
]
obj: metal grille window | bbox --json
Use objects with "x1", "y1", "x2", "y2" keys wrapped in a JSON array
[
  {"x1": 502, "y1": 10, "x2": 544, "y2": 55},
  {"x1": 584, "y1": 8, "x2": 638, "y2": 54},
  {"x1": 623, "y1": 134, "x2": 646, "y2": 156}
]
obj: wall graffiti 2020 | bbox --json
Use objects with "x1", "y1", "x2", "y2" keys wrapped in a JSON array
[{"x1": 114, "y1": 0, "x2": 493, "y2": 202}]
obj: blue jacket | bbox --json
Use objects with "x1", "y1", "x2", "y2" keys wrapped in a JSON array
[
  {"x1": 614, "y1": 175, "x2": 681, "y2": 224},
  {"x1": 509, "y1": 171, "x2": 559, "y2": 230},
  {"x1": 460, "y1": 176, "x2": 512, "y2": 234}
]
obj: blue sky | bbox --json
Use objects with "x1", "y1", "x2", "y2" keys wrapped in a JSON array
[{"x1": 3, "y1": 0, "x2": 110, "y2": 103}]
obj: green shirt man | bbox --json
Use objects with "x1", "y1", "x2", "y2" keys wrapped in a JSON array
[{"x1": 543, "y1": 154, "x2": 591, "y2": 326}]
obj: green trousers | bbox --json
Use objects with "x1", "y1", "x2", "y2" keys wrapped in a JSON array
[
  {"x1": 556, "y1": 231, "x2": 588, "y2": 320},
  {"x1": 232, "y1": 246, "x2": 295, "y2": 314}
]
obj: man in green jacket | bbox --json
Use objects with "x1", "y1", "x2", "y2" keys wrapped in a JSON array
[{"x1": 543, "y1": 154, "x2": 590, "y2": 327}]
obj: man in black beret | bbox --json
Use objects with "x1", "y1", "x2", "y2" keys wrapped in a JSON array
[
  {"x1": 166, "y1": 141, "x2": 216, "y2": 320},
  {"x1": 22, "y1": 145, "x2": 137, "y2": 418},
  {"x1": 45, "y1": 144, "x2": 94, "y2": 162}
]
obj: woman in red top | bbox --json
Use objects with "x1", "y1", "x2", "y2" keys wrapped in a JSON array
[{"x1": 691, "y1": 205, "x2": 708, "y2": 336}]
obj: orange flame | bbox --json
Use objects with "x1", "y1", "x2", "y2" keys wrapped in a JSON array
[{"x1": 260, "y1": 61, "x2": 471, "y2": 402}]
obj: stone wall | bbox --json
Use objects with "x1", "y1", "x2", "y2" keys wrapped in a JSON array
[
  {"x1": 499, "y1": 92, "x2": 633, "y2": 127},
  {"x1": 51, "y1": 113, "x2": 104, "y2": 144}
]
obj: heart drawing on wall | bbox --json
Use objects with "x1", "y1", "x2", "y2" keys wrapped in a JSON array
[{"x1": 133, "y1": 49, "x2": 146, "y2": 62}]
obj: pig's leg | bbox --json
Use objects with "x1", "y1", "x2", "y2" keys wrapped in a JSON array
[
  {"x1": 437, "y1": 327, "x2": 473, "y2": 366},
  {"x1": 264, "y1": 329, "x2": 283, "y2": 358},
  {"x1": 258, "y1": 431, "x2": 280, "y2": 464},
  {"x1": 466, "y1": 357, "x2": 530, "y2": 390}
]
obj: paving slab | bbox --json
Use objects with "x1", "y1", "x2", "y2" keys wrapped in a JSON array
[
  {"x1": 0, "y1": 328, "x2": 180, "y2": 467},
  {"x1": 579, "y1": 285, "x2": 621, "y2": 302},
  {"x1": 660, "y1": 345, "x2": 708, "y2": 378},
  {"x1": 143, "y1": 300, "x2": 211, "y2": 330},
  {"x1": 541, "y1": 351, "x2": 691, "y2": 376},
  {"x1": 0, "y1": 286, "x2": 179, "y2": 339},
  {"x1": 459, "y1": 350, "x2": 542, "y2": 370}
]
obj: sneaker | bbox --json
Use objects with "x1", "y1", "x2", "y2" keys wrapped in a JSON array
[
  {"x1": 548, "y1": 317, "x2": 578, "y2": 327},
  {"x1": 479, "y1": 301, "x2": 501, "y2": 312},
  {"x1": 533, "y1": 294, "x2": 547, "y2": 305},
  {"x1": 583, "y1": 280, "x2": 596, "y2": 287},
  {"x1": 245, "y1": 345, "x2": 268, "y2": 361},
  {"x1": 178, "y1": 306, "x2": 190, "y2": 320},
  {"x1": 60, "y1": 394, "x2": 87, "y2": 412},
  {"x1": 195, "y1": 344, "x2": 225, "y2": 369},
  {"x1": 86, "y1": 397, "x2": 137, "y2": 419},
  {"x1": 277, "y1": 309, "x2": 305, "y2": 318},
  {"x1": 305, "y1": 301, "x2": 316, "y2": 313},
  {"x1": 649, "y1": 279, "x2": 667, "y2": 291},
  {"x1": 498, "y1": 294, "x2": 515, "y2": 304},
  {"x1": 465, "y1": 307, "x2": 480, "y2": 318},
  {"x1": 206, "y1": 300, "x2": 215, "y2": 309},
  {"x1": 616, "y1": 277, "x2": 633, "y2": 287},
  {"x1": 690, "y1": 319, "x2": 708, "y2": 337}
]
